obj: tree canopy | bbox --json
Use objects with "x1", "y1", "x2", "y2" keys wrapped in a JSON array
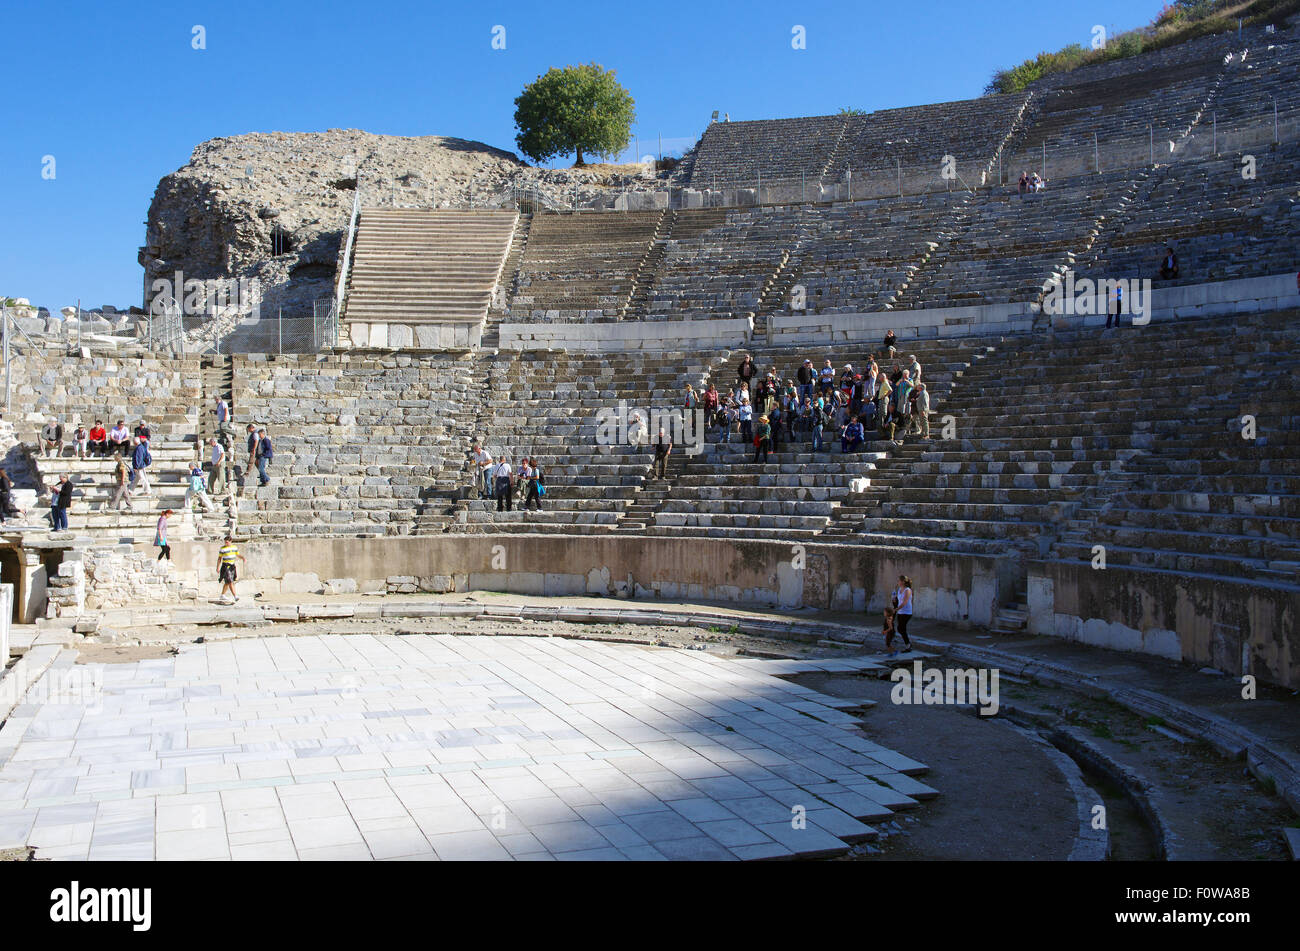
[{"x1": 513, "y1": 64, "x2": 636, "y2": 166}]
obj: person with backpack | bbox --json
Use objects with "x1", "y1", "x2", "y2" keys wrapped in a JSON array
[
  {"x1": 47, "y1": 475, "x2": 74, "y2": 532},
  {"x1": 807, "y1": 397, "x2": 825, "y2": 452},
  {"x1": 110, "y1": 457, "x2": 131, "y2": 511},
  {"x1": 255, "y1": 428, "x2": 274, "y2": 486},
  {"x1": 186, "y1": 462, "x2": 216, "y2": 512},
  {"x1": 130, "y1": 437, "x2": 153, "y2": 496},
  {"x1": 530, "y1": 458, "x2": 545, "y2": 510}
]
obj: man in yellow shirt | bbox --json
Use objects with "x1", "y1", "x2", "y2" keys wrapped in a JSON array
[{"x1": 217, "y1": 535, "x2": 246, "y2": 604}]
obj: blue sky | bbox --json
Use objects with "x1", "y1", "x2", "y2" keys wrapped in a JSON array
[{"x1": 2, "y1": 0, "x2": 1165, "y2": 311}]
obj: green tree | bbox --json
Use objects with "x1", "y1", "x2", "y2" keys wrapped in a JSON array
[{"x1": 513, "y1": 63, "x2": 636, "y2": 166}]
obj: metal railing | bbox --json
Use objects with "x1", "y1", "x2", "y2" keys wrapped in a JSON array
[{"x1": 348, "y1": 102, "x2": 1296, "y2": 215}]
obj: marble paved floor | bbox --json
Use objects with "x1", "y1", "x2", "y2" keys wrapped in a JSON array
[{"x1": 0, "y1": 634, "x2": 933, "y2": 860}]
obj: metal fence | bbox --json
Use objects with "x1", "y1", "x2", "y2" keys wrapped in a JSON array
[{"x1": 352, "y1": 103, "x2": 1297, "y2": 214}]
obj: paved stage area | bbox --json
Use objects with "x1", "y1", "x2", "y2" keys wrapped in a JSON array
[{"x1": 0, "y1": 634, "x2": 935, "y2": 860}]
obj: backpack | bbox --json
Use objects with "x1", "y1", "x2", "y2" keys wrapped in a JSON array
[{"x1": 141, "y1": 445, "x2": 153, "y2": 468}]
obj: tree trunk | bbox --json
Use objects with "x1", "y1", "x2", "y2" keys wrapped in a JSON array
[{"x1": 574, "y1": 146, "x2": 585, "y2": 167}]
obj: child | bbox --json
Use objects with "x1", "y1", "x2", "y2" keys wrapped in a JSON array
[{"x1": 882, "y1": 606, "x2": 899, "y2": 656}]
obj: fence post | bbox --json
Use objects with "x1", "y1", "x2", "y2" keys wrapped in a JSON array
[
  {"x1": 1149, "y1": 125, "x2": 1153, "y2": 166},
  {"x1": 3, "y1": 303, "x2": 9, "y2": 413},
  {"x1": 278, "y1": 307, "x2": 283, "y2": 355},
  {"x1": 1213, "y1": 112, "x2": 1217, "y2": 154},
  {"x1": 897, "y1": 159, "x2": 902, "y2": 198},
  {"x1": 1274, "y1": 99, "x2": 1279, "y2": 144}
]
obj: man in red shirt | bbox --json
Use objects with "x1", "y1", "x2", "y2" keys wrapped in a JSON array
[{"x1": 87, "y1": 420, "x2": 109, "y2": 457}]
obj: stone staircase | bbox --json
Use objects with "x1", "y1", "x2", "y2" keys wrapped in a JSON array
[{"x1": 344, "y1": 207, "x2": 518, "y2": 327}]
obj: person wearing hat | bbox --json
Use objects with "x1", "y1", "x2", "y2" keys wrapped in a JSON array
[
  {"x1": 796, "y1": 359, "x2": 815, "y2": 403},
  {"x1": 753, "y1": 414, "x2": 771, "y2": 464}
]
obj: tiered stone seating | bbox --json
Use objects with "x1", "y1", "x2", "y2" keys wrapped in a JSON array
[
  {"x1": 510, "y1": 211, "x2": 664, "y2": 320},
  {"x1": 646, "y1": 206, "x2": 808, "y2": 318},
  {"x1": 1052, "y1": 311, "x2": 1300, "y2": 584},
  {"x1": 1206, "y1": 26, "x2": 1300, "y2": 150},
  {"x1": 7, "y1": 355, "x2": 203, "y2": 544},
  {"x1": 453, "y1": 350, "x2": 723, "y2": 533},
  {"x1": 1071, "y1": 141, "x2": 1300, "y2": 286},
  {"x1": 893, "y1": 170, "x2": 1133, "y2": 309},
  {"x1": 344, "y1": 208, "x2": 517, "y2": 325},
  {"x1": 688, "y1": 115, "x2": 845, "y2": 190},
  {"x1": 232, "y1": 353, "x2": 478, "y2": 537},
  {"x1": 774, "y1": 196, "x2": 954, "y2": 314},
  {"x1": 1002, "y1": 33, "x2": 1234, "y2": 178},
  {"x1": 639, "y1": 338, "x2": 990, "y2": 539},
  {"x1": 840, "y1": 323, "x2": 1248, "y2": 558},
  {"x1": 823, "y1": 95, "x2": 1027, "y2": 184}
]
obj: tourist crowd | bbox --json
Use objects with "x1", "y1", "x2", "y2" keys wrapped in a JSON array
[
  {"x1": 23, "y1": 396, "x2": 276, "y2": 533},
  {"x1": 719, "y1": 334, "x2": 932, "y2": 462}
]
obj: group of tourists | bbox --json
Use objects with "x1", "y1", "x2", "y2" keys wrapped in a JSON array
[
  {"x1": 27, "y1": 398, "x2": 275, "y2": 534},
  {"x1": 716, "y1": 335, "x2": 932, "y2": 462},
  {"x1": 1017, "y1": 170, "x2": 1045, "y2": 195},
  {"x1": 470, "y1": 445, "x2": 545, "y2": 512}
]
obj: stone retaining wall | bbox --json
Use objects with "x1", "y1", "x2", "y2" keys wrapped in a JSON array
[
  {"x1": 344, "y1": 319, "x2": 482, "y2": 350},
  {"x1": 170, "y1": 534, "x2": 1006, "y2": 627},
  {"x1": 1028, "y1": 560, "x2": 1299, "y2": 688},
  {"x1": 769, "y1": 272, "x2": 1300, "y2": 346},
  {"x1": 498, "y1": 316, "x2": 753, "y2": 352}
]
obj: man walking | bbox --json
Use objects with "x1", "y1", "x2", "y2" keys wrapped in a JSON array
[
  {"x1": 131, "y1": 437, "x2": 153, "y2": 496},
  {"x1": 653, "y1": 428, "x2": 672, "y2": 480},
  {"x1": 208, "y1": 437, "x2": 227, "y2": 496},
  {"x1": 255, "y1": 428, "x2": 273, "y2": 486},
  {"x1": 217, "y1": 535, "x2": 246, "y2": 604}
]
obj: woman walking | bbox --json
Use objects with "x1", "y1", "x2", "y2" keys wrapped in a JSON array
[
  {"x1": 155, "y1": 509, "x2": 173, "y2": 561},
  {"x1": 892, "y1": 575, "x2": 914, "y2": 651}
]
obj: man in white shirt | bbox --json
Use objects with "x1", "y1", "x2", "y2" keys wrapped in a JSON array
[
  {"x1": 493, "y1": 457, "x2": 514, "y2": 511},
  {"x1": 108, "y1": 420, "x2": 130, "y2": 457},
  {"x1": 471, "y1": 443, "x2": 494, "y2": 498},
  {"x1": 208, "y1": 437, "x2": 227, "y2": 496}
]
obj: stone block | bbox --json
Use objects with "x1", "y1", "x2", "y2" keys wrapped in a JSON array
[
  {"x1": 282, "y1": 571, "x2": 323, "y2": 594},
  {"x1": 388, "y1": 324, "x2": 413, "y2": 349},
  {"x1": 324, "y1": 578, "x2": 358, "y2": 595}
]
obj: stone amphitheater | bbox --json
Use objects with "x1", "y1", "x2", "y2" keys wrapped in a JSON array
[{"x1": 1, "y1": 19, "x2": 1298, "y2": 863}]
